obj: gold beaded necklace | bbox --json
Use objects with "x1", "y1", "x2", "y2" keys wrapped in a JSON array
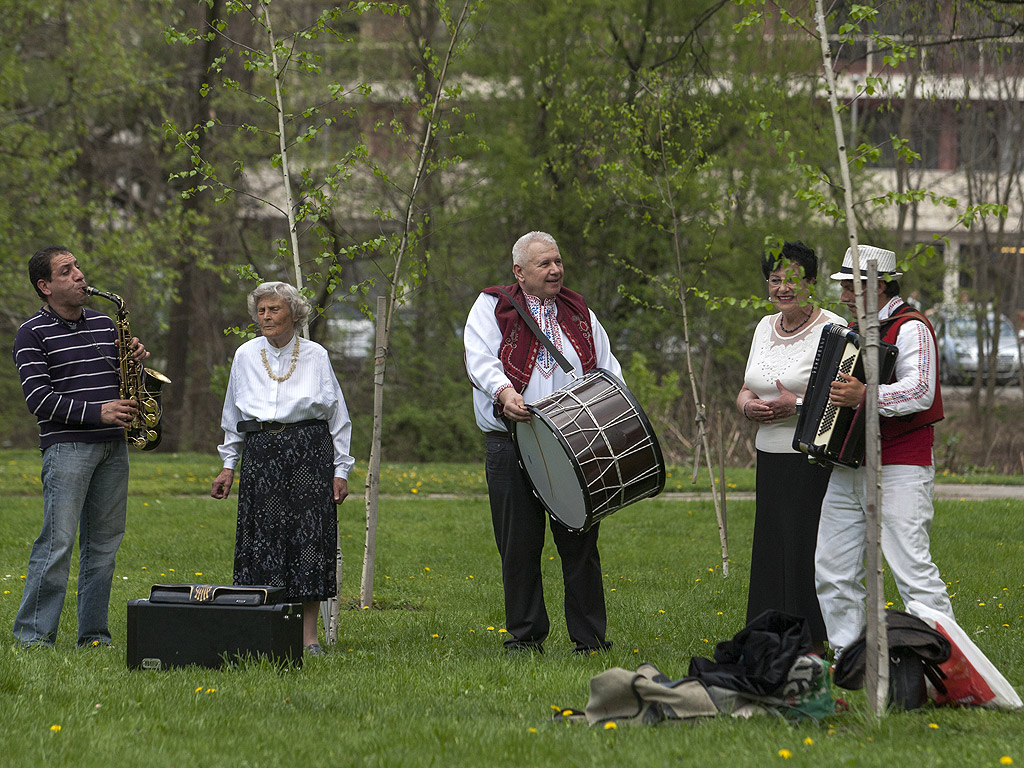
[{"x1": 260, "y1": 336, "x2": 301, "y2": 382}]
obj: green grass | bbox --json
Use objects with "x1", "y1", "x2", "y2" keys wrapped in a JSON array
[
  {"x1": 0, "y1": 452, "x2": 1022, "y2": 767},
  {"x1": 0, "y1": 450, "x2": 1019, "y2": 499}
]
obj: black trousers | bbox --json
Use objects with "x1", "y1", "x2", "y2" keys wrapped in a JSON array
[{"x1": 484, "y1": 433, "x2": 609, "y2": 651}]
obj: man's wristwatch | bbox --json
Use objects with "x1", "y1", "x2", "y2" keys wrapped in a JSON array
[{"x1": 795, "y1": 397, "x2": 804, "y2": 416}]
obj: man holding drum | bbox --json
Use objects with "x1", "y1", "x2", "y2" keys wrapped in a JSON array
[{"x1": 464, "y1": 231, "x2": 623, "y2": 654}]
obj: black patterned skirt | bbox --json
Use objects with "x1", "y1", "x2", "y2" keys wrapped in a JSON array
[{"x1": 234, "y1": 421, "x2": 338, "y2": 602}]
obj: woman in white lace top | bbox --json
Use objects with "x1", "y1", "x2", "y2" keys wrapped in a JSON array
[{"x1": 736, "y1": 242, "x2": 843, "y2": 654}]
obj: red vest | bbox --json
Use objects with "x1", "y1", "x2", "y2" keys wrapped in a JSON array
[
  {"x1": 481, "y1": 283, "x2": 597, "y2": 392},
  {"x1": 877, "y1": 305, "x2": 944, "y2": 465}
]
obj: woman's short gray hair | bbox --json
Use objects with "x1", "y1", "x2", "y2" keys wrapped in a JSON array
[
  {"x1": 511, "y1": 231, "x2": 558, "y2": 267},
  {"x1": 247, "y1": 281, "x2": 311, "y2": 328}
]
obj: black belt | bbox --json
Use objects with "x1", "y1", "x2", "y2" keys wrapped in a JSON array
[
  {"x1": 237, "y1": 418, "x2": 325, "y2": 434},
  {"x1": 484, "y1": 430, "x2": 511, "y2": 440}
]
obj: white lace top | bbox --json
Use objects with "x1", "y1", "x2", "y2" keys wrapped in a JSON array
[{"x1": 742, "y1": 307, "x2": 845, "y2": 452}]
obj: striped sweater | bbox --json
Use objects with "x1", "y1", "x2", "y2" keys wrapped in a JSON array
[{"x1": 13, "y1": 307, "x2": 124, "y2": 449}]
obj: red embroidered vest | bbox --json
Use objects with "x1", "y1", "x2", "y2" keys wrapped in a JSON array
[{"x1": 481, "y1": 283, "x2": 597, "y2": 392}]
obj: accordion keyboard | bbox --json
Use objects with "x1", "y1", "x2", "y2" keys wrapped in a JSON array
[{"x1": 816, "y1": 353, "x2": 857, "y2": 438}]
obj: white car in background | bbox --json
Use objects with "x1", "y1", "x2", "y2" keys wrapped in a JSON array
[{"x1": 934, "y1": 311, "x2": 1022, "y2": 385}]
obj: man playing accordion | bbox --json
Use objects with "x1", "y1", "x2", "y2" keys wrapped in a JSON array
[{"x1": 814, "y1": 246, "x2": 956, "y2": 662}]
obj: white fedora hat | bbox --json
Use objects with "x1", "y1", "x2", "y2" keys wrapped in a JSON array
[{"x1": 830, "y1": 245, "x2": 903, "y2": 280}]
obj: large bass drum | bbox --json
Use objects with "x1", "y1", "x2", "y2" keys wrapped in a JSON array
[{"x1": 512, "y1": 369, "x2": 666, "y2": 532}]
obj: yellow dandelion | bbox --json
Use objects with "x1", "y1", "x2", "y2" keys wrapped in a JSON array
[
  {"x1": 195, "y1": 686, "x2": 203, "y2": 692},
  {"x1": 658, "y1": 610, "x2": 666, "y2": 614},
  {"x1": 498, "y1": 628, "x2": 507, "y2": 634},
  {"x1": 49, "y1": 725, "x2": 61, "y2": 733},
  {"x1": 424, "y1": 567, "x2": 430, "y2": 572},
  {"x1": 562, "y1": 709, "x2": 573, "y2": 716},
  {"x1": 411, "y1": 488, "x2": 418, "y2": 494},
  {"x1": 205, "y1": 688, "x2": 216, "y2": 694},
  {"x1": 603, "y1": 722, "x2": 618, "y2": 730},
  {"x1": 999, "y1": 757, "x2": 1012, "y2": 765},
  {"x1": 431, "y1": 633, "x2": 439, "y2": 638},
  {"x1": 804, "y1": 737, "x2": 814, "y2": 745},
  {"x1": 928, "y1": 723, "x2": 939, "y2": 729},
  {"x1": 528, "y1": 727, "x2": 537, "y2": 733},
  {"x1": 487, "y1": 626, "x2": 495, "y2": 631},
  {"x1": 550, "y1": 705, "x2": 562, "y2": 712},
  {"x1": 195, "y1": 572, "x2": 202, "y2": 576},
  {"x1": 778, "y1": 749, "x2": 792, "y2": 759}
]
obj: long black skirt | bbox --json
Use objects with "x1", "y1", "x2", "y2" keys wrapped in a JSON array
[
  {"x1": 747, "y1": 450, "x2": 831, "y2": 644},
  {"x1": 234, "y1": 421, "x2": 337, "y2": 603}
]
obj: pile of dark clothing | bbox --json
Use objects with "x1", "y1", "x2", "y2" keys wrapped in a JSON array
[{"x1": 580, "y1": 611, "x2": 834, "y2": 726}]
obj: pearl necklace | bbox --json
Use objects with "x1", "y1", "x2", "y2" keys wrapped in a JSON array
[
  {"x1": 260, "y1": 337, "x2": 300, "y2": 382},
  {"x1": 778, "y1": 308, "x2": 813, "y2": 334}
]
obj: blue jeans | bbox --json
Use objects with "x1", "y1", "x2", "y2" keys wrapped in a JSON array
[{"x1": 13, "y1": 441, "x2": 128, "y2": 648}]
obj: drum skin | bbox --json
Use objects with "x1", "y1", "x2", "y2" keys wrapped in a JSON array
[{"x1": 512, "y1": 369, "x2": 666, "y2": 532}]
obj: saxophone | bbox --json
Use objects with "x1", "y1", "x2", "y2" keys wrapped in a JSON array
[{"x1": 87, "y1": 287, "x2": 171, "y2": 451}]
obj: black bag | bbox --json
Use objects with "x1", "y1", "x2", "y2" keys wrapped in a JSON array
[{"x1": 833, "y1": 609, "x2": 951, "y2": 710}]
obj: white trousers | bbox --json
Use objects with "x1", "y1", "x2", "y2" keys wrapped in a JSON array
[{"x1": 814, "y1": 463, "x2": 955, "y2": 655}]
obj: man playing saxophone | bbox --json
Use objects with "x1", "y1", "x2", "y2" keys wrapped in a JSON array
[{"x1": 11, "y1": 246, "x2": 150, "y2": 649}]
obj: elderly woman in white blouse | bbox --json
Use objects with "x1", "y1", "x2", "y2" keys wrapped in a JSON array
[{"x1": 211, "y1": 282, "x2": 353, "y2": 657}]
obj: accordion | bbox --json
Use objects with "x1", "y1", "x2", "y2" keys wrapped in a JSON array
[{"x1": 793, "y1": 324, "x2": 898, "y2": 468}]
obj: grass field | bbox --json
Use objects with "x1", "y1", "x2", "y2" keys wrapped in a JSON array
[{"x1": 0, "y1": 452, "x2": 1021, "y2": 767}]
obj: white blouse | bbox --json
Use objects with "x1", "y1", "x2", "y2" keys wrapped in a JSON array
[
  {"x1": 743, "y1": 307, "x2": 845, "y2": 453},
  {"x1": 217, "y1": 334, "x2": 354, "y2": 478}
]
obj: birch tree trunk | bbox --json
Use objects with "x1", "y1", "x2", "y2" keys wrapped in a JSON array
[
  {"x1": 812, "y1": 0, "x2": 888, "y2": 718},
  {"x1": 357, "y1": 0, "x2": 475, "y2": 607},
  {"x1": 360, "y1": 296, "x2": 388, "y2": 609}
]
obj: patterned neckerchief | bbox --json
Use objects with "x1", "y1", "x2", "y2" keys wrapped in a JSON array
[{"x1": 525, "y1": 293, "x2": 562, "y2": 378}]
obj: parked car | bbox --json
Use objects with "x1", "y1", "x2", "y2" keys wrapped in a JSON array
[{"x1": 934, "y1": 311, "x2": 1022, "y2": 385}]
